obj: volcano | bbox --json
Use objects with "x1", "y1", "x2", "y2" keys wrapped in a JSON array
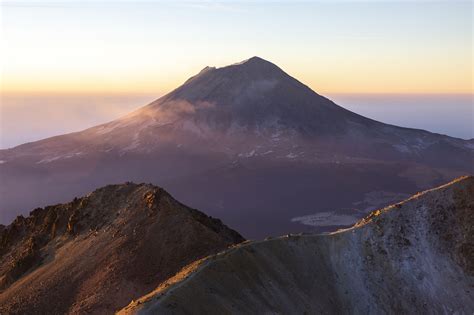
[{"x1": 1, "y1": 57, "x2": 472, "y2": 238}]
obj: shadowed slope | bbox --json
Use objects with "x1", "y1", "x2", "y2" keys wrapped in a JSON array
[
  {"x1": 0, "y1": 183, "x2": 244, "y2": 315},
  {"x1": 0, "y1": 57, "x2": 472, "y2": 238},
  {"x1": 120, "y1": 176, "x2": 474, "y2": 314}
]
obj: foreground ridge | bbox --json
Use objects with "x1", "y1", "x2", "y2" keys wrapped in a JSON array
[
  {"x1": 120, "y1": 176, "x2": 474, "y2": 314},
  {"x1": 0, "y1": 183, "x2": 244, "y2": 314}
]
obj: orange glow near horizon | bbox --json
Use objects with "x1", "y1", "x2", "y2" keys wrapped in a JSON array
[
  {"x1": 2, "y1": 57, "x2": 472, "y2": 96},
  {"x1": 1, "y1": 1, "x2": 472, "y2": 96}
]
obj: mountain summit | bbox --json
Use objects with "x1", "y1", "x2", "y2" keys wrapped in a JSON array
[
  {"x1": 143, "y1": 56, "x2": 361, "y2": 136},
  {"x1": 0, "y1": 57, "x2": 472, "y2": 238}
]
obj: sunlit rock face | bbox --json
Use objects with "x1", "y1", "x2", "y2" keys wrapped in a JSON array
[
  {"x1": 0, "y1": 183, "x2": 244, "y2": 314},
  {"x1": 119, "y1": 176, "x2": 474, "y2": 315},
  {"x1": 0, "y1": 57, "x2": 473, "y2": 238}
]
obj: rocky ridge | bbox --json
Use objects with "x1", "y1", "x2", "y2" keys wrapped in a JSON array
[
  {"x1": 0, "y1": 183, "x2": 244, "y2": 314},
  {"x1": 120, "y1": 176, "x2": 474, "y2": 314}
]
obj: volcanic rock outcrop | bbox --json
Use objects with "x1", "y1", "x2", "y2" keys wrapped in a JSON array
[
  {"x1": 120, "y1": 176, "x2": 474, "y2": 314},
  {"x1": 0, "y1": 183, "x2": 244, "y2": 315}
]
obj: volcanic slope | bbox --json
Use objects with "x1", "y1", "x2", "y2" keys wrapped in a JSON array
[
  {"x1": 1, "y1": 57, "x2": 472, "y2": 238},
  {"x1": 120, "y1": 176, "x2": 474, "y2": 314}
]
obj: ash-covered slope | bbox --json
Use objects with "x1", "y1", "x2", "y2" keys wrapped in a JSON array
[
  {"x1": 152, "y1": 56, "x2": 362, "y2": 135},
  {"x1": 120, "y1": 176, "x2": 474, "y2": 314},
  {"x1": 6, "y1": 57, "x2": 469, "y2": 159},
  {"x1": 0, "y1": 183, "x2": 244, "y2": 315},
  {"x1": 0, "y1": 57, "x2": 472, "y2": 238}
]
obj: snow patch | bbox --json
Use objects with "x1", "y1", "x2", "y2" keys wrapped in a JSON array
[
  {"x1": 271, "y1": 131, "x2": 282, "y2": 142},
  {"x1": 464, "y1": 142, "x2": 474, "y2": 149},
  {"x1": 393, "y1": 144, "x2": 411, "y2": 153},
  {"x1": 121, "y1": 139, "x2": 140, "y2": 152},
  {"x1": 238, "y1": 150, "x2": 256, "y2": 158},
  {"x1": 291, "y1": 211, "x2": 358, "y2": 227},
  {"x1": 95, "y1": 124, "x2": 117, "y2": 135},
  {"x1": 121, "y1": 131, "x2": 141, "y2": 152},
  {"x1": 37, "y1": 152, "x2": 83, "y2": 164}
]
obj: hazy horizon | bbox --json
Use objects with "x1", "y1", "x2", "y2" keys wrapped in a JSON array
[
  {"x1": 1, "y1": 1, "x2": 473, "y2": 313},
  {"x1": 2, "y1": 1, "x2": 471, "y2": 149},
  {"x1": 1, "y1": 91, "x2": 472, "y2": 149}
]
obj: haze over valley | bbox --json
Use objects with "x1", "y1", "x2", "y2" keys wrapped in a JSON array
[
  {"x1": 1, "y1": 57, "x2": 472, "y2": 238},
  {"x1": 0, "y1": 1, "x2": 472, "y2": 313},
  {"x1": 2, "y1": 92, "x2": 472, "y2": 149}
]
